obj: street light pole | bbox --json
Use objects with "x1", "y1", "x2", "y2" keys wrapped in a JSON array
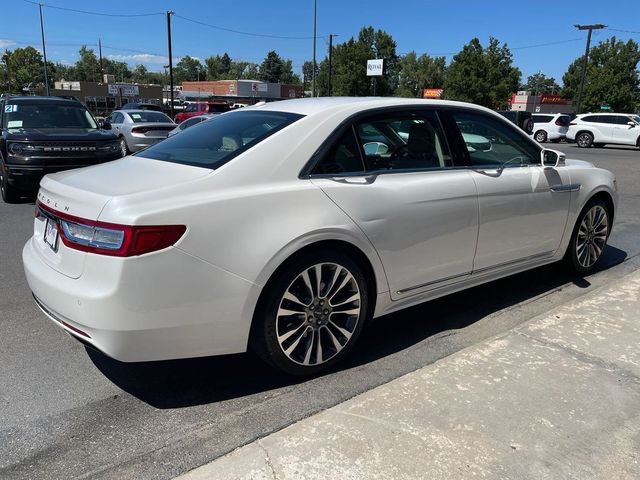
[
  {"x1": 311, "y1": 0, "x2": 317, "y2": 97},
  {"x1": 39, "y1": 3, "x2": 50, "y2": 95},
  {"x1": 574, "y1": 23, "x2": 606, "y2": 114},
  {"x1": 166, "y1": 10, "x2": 175, "y2": 119}
]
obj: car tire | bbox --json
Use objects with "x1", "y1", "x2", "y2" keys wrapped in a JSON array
[
  {"x1": 119, "y1": 136, "x2": 129, "y2": 157},
  {"x1": 534, "y1": 130, "x2": 547, "y2": 143},
  {"x1": 0, "y1": 165, "x2": 20, "y2": 203},
  {"x1": 251, "y1": 249, "x2": 370, "y2": 376},
  {"x1": 576, "y1": 132, "x2": 594, "y2": 148},
  {"x1": 564, "y1": 198, "x2": 610, "y2": 273}
]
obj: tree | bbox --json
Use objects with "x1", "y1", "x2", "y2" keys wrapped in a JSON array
[
  {"x1": 74, "y1": 46, "x2": 101, "y2": 82},
  {"x1": 318, "y1": 26, "x2": 399, "y2": 97},
  {"x1": 396, "y1": 52, "x2": 446, "y2": 97},
  {"x1": 521, "y1": 72, "x2": 560, "y2": 95},
  {"x1": 302, "y1": 60, "x2": 318, "y2": 91},
  {"x1": 131, "y1": 64, "x2": 148, "y2": 84},
  {"x1": 205, "y1": 53, "x2": 232, "y2": 80},
  {"x1": 174, "y1": 55, "x2": 204, "y2": 82},
  {"x1": 562, "y1": 37, "x2": 640, "y2": 112},
  {"x1": 1, "y1": 47, "x2": 56, "y2": 93},
  {"x1": 443, "y1": 37, "x2": 520, "y2": 109},
  {"x1": 259, "y1": 51, "x2": 285, "y2": 83}
]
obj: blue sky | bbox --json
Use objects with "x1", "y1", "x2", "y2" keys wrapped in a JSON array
[{"x1": 2, "y1": 0, "x2": 639, "y2": 85}]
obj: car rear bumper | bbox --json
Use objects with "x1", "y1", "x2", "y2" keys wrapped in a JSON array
[
  {"x1": 23, "y1": 237, "x2": 259, "y2": 362},
  {"x1": 127, "y1": 136, "x2": 167, "y2": 152}
]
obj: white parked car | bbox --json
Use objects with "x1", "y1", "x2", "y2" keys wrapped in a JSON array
[
  {"x1": 531, "y1": 113, "x2": 571, "y2": 143},
  {"x1": 567, "y1": 113, "x2": 640, "y2": 148},
  {"x1": 23, "y1": 98, "x2": 617, "y2": 375}
]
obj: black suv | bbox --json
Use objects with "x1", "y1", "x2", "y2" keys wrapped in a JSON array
[
  {"x1": 496, "y1": 110, "x2": 534, "y2": 135},
  {"x1": 0, "y1": 96, "x2": 122, "y2": 202}
]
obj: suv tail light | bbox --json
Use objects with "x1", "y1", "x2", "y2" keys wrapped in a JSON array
[{"x1": 38, "y1": 202, "x2": 186, "y2": 257}]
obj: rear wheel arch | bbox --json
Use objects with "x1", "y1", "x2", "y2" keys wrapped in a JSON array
[{"x1": 249, "y1": 239, "x2": 378, "y2": 374}]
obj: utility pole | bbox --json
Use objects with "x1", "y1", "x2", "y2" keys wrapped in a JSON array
[
  {"x1": 311, "y1": 0, "x2": 317, "y2": 97},
  {"x1": 328, "y1": 34, "x2": 334, "y2": 96},
  {"x1": 98, "y1": 39, "x2": 104, "y2": 81},
  {"x1": 39, "y1": 3, "x2": 50, "y2": 95},
  {"x1": 166, "y1": 11, "x2": 175, "y2": 119},
  {"x1": 3, "y1": 50, "x2": 11, "y2": 93},
  {"x1": 574, "y1": 23, "x2": 606, "y2": 114}
]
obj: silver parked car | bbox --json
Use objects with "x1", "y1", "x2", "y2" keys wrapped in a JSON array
[
  {"x1": 167, "y1": 114, "x2": 217, "y2": 137},
  {"x1": 105, "y1": 110, "x2": 175, "y2": 156}
]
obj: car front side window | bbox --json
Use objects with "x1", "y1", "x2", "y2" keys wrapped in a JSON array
[{"x1": 451, "y1": 110, "x2": 540, "y2": 167}]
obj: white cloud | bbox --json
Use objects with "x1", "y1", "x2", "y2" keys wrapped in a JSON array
[
  {"x1": 0, "y1": 39, "x2": 16, "y2": 49},
  {"x1": 107, "y1": 53, "x2": 171, "y2": 65}
]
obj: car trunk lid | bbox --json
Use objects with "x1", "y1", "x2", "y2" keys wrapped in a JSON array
[{"x1": 33, "y1": 156, "x2": 211, "y2": 278}]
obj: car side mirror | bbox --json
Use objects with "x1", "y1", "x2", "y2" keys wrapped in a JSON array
[
  {"x1": 541, "y1": 149, "x2": 566, "y2": 168},
  {"x1": 627, "y1": 121, "x2": 636, "y2": 128},
  {"x1": 101, "y1": 121, "x2": 111, "y2": 130}
]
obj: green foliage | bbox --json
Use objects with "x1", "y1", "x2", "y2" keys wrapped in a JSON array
[
  {"x1": 205, "y1": 53, "x2": 232, "y2": 80},
  {"x1": 562, "y1": 37, "x2": 640, "y2": 112},
  {"x1": 317, "y1": 26, "x2": 399, "y2": 96},
  {"x1": 1, "y1": 47, "x2": 56, "y2": 92},
  {"x1": 521, "y1": 72, "x2": 560, "y2": 94},
  {"x1": 396, "y1": 52, "x2": 446, "y2": 97},
  {"x1": 173, "y1": 55, "x2": 204, "y2": 83},
  {"x1": 258, "y1": 51, "x2": 299, "y2": 83},
  {"x1": 443, "y1": 37, "x2": 520, "y2": 109}
]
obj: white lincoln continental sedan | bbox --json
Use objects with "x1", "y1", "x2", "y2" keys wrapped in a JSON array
[{"x1": 23, "y1": 98, "x2": 617, "y2": 375}]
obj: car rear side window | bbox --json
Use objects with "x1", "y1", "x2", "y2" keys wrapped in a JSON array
[
  {"x1": 127, "y1": 111, "x2": 172, "y2": 123},
  {"x1": 138, "y1": 110, "x2": 303, "y2": 169},
  {"x1": 532, "y1": 115, "x2": 553, "y2": 123},
  {"x1": 311, "y1": 127, "x2": 365, "y2": 175}
]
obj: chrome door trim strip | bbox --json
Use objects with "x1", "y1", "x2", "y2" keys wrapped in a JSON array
[
  {"x1": 396, "y1": 271, "x2": 472, "y2": 295},
  {"x1": 471, "y1": 251, "x2": 555, "y2": 275},
  {"x1": 550, "y1": 183, "x2": 581, "y2": 193},
  {"x1": 396, "y1": 250, "x2": 555, "y2": 296}
]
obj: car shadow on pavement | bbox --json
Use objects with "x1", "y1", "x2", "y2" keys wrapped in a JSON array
[{"x1": 88, "y1": 245, "x2": 627, "y2": 409}]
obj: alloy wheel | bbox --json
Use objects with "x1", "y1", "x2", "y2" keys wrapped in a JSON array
[
  {"x1": 576, "y1": 205, "x2": 608, "y2": 269},
  {"x1": 576, "y1": 133, "x2": 593, "y2": 148},
  {"x1": 535, "y1": 131, "x2": 547, "y2": 143},
  {"x1": 275, "y1": 262, "x2": 361, "y2": 366},
  {"x1": 120, "y1": 138, "x2": 128, "y2": 157}
]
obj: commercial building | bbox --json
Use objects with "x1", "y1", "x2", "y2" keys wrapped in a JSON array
[
  {"x1": 509, "y1": 91, "x2": 573, "y2": 114},
  {"x1": 180, "y1": 80, "x2": 304, "y2": 104},
  {"x1": 42, "y1": 80, "x2": 163, "y2": 116}
]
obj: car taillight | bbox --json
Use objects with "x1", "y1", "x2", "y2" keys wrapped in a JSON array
[
  {"x1": 569, "y1": 122, "x2": 577, "y2": 126},
  {"x1": 37, "y1": 202, "x2": 186, "y2": 257},
  {"x1": 131, "y1": 127, "x2": 149, "y2": 134}
]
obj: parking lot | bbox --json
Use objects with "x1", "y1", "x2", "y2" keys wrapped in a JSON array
[{"x1": 1, "y1": 144, "x2": 639, "y2": 480}]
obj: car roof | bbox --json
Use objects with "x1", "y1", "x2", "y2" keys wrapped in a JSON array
[
  {"x1": 3, "y1": 96, "x2": 83, "y2": 106},
  {"x1": 579, "y1": 112, "x2": 631, "y2": 116},
  {"x1": 248, "y1": 97, "x2": 497, "y2": 117},
  {"x1": 115, "y1": 109, "x2": 168, "y2": 114}
]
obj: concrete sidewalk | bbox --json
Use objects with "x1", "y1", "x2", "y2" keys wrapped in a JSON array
[{"x1": 178, "y1": 270, "x2": 640, "y2": 480}]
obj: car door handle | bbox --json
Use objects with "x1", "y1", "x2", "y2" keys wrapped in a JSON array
[
  {"x1": 331, "y1": 175, "x2": 377, "y2": 185},
  {"x1": 550, "y1": 183, "x2": 581, "y2": 193}
]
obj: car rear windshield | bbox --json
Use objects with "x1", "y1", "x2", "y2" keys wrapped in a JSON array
[
  {"x1": 126, "y1": 111, "x2": 172, "y2": 123},
  {"x1": 138, "y1": 110, "x2": 304, "y2": 169},
  {"x1": 2, "y1": 103, "x2": 97, "y2": 130},
  {"x1": 556, "y1": 115, "x2": 570, "y2": 126}
]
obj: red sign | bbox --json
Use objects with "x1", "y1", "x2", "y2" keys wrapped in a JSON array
[
  {"x1": 539, "y1": 94, "x2": 567, "y2": 105},
  {"x1": 423, "y1": 88, "x2": 444, "y2": 99}
]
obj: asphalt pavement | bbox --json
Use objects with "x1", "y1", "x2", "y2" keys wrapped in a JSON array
[{"x1": 1, "y1": 144, "x2": 639, "y2": 479}]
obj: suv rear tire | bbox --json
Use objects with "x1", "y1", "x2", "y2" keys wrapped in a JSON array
[
  {"x1": 576, "y1": 132, "x2": 594, "y2": 148},
  {"x1": 534, "y1": 130, "x2": 547, "y2": 143}
]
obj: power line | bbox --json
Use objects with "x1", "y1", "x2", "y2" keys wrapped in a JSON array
[
  {"x1": 22, "y1": 0, "x2": 163, "y2": 18},
  {"x1": 173, "y1": 14, "x2": 325, "y2": 40},
  {"x1": 606, "y1": 27, "x2": 640, "y2": 35}
]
